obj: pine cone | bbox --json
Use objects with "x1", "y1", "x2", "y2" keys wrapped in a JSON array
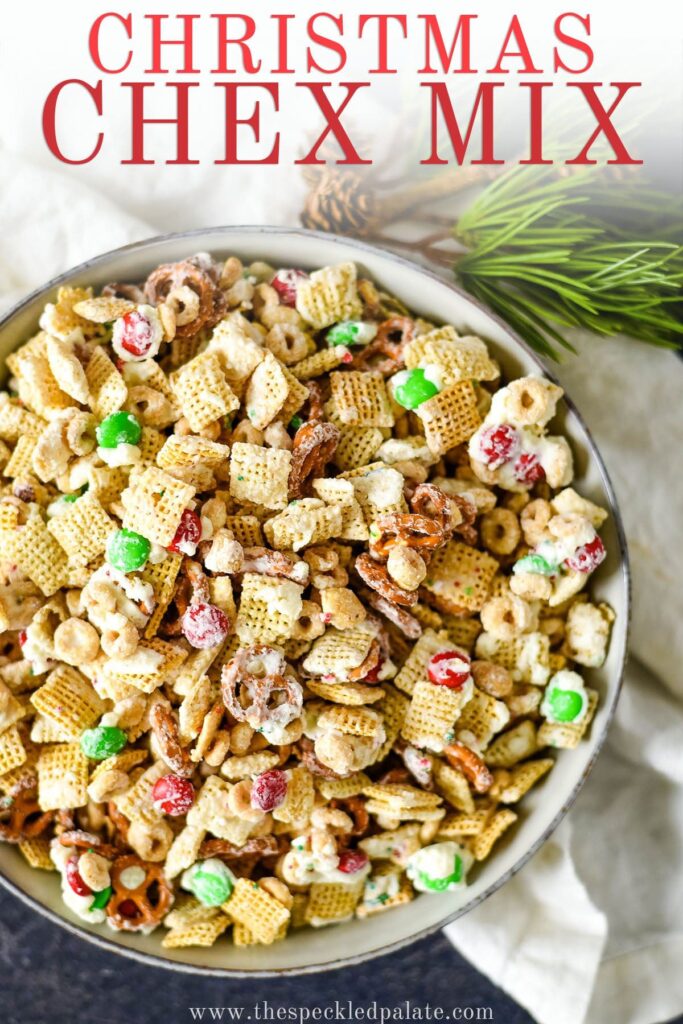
[{"x1": 301, "y1": 168, "x2": 377, "y2": 236}]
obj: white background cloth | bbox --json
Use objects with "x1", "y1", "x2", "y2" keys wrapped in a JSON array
[{"x1": 1, "y1": 149, "x2": 682, "y2": 1024}]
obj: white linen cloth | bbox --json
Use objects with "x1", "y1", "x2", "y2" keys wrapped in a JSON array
[{"x1": 1, "y1": 149, "x2": 681, "y2": 1024}]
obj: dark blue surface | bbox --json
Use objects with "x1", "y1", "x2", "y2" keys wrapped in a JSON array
[
  {"x1": 0, "y1": 886, "x2": 535, "y2": 1024},
  {"x1": 2, "y1": 886, "x2": 682, "y2": 1024}
]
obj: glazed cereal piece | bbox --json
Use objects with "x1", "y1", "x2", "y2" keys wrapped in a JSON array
[
  {"x1": 406, "y1": 841, "x2": 473, "y2": 892},
  {"x1": 468, "y1": 377, "x2": 573, "y2": 492},
  {"x1": 295, "y1": 262, "x2": 363, "y2": 330},
  {"x1": 229, "y1": 442, "x2": 291, "y2": 511},
  {"x1": 121, "y1": 466, "x2": 195, "y2": 548},
  {"x1": 421, "y1": 541, "x2": 499, "y2": 615},
  {"x1": 357, "y1": 863, "x2": 413, "y2": 918},
  {"x1": 403, "y1": 326, "x2": 499, "y2": 385},
  {"x1": 491, "y1": 758, "x2": 554, "y2": 803},
  {"x1": 564, "y1": 601, "x2": 614, "y2": 667}
]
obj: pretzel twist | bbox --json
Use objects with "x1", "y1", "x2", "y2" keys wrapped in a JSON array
[{"x1": 106, "y1": 854, "x2": 174, "y2": 932}]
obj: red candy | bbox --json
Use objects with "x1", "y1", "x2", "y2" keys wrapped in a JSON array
[
  {"x1": 514, "y1": 452, "x2": 546, "y2": 485},
  {"x1": 251, "y1": 769, "x2": 288, "y2": 812},
  {"x1": 117, "y1": 310, "x2": 156, "y2": 357},
  {"x1": 168, "y1": 508, "x2": 202, "y2": 555},
  {"x1": 363, "y1": 657, "x2": 384, "y2": 684},
  {"x1": 564, "y1": 535, "x2": 606, "y2": 574},
  {"x1": 66, "y1": 856, "x2": 92, "y2": 897},
  {"x1": 152, "y1": 774, "x2": 195, "y2": 816},
  {"x1": 427, "y1": 650, "x2": 471, "y2": 690},
  {"x1": 271, "y1": 269, "x2": 308, "y2": 307},
  {"x1": 337, "y1": 849, "x2": 369, "y2": 874},
  {"x1": 479, "y1": 424, "x2": 520, "y2": 468},
  {"x1": 18, "y1": 630, "x2": 27, "y2": 647},
  {"x1": 118, "y1": 898, "x2": 140, "y2": 919},
  {"x1": 181, "y1": 603, "x2": 229, "y2": 649}
]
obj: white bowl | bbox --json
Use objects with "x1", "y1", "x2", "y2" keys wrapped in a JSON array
[{"x1": 0, "y1": 228, "x2": 630, "y2": 975}]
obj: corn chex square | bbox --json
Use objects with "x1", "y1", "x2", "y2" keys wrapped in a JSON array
[
  {"x1": 139, "y1": 552, "x2": 183, "y2": 639},
  {"x1": 485, "y1": 721, "x2": 538, "y2": 768},
  {"x1": 264, "y1": 498, "x2": 342, "y2": 552},
  {"x1": 18, "y1": 837, "x2": 56, "y2": 871},
  {"x1": 5, "y1": 514, "x2": 69, "y2": 596},
  {"x1": 422, "y1": 541, "x2": 498, "y2": 614},
  {"x1": 224, "y1": 878, "x2": 291, "y2": 945},
  {"x1": 0, "y1": 680, "x2": 24, "y2": 734},
  {"x1": 291, "y1": 347, "x2": 349, "y2": 381},
  {"x1": 401, "y1": 677, "x2": 472, "y2": 752},
  {"x1": 37, "y1": 743, "x2": 89, "y2": 811},
  {"x1": 304, "y1": 880, "x2": 365, "y2": 926},
  {"x1": 4, "y1": 434, "x2": 40, "y2": 479},
  {"x1": 103, "y1": 638, "x2": 187, "y2": 694},
  {"x1": 229, "y1": 442, "x2": 291, "y2": 512},
  {"x1": 329, "y1": 372, "x2": 394, "y2": 428},
  {"x1": 0, "y1": 395, "x2": 45, "y2": 443},
  {"x1": 404, "y1": 327, "x2": 498, "y2": 384},
  {"x1": 208, "y1": 315, "x2": 265, "y2": 397},
  {"x1": 86, "y1": 347, "x2": 127, "y2": 420},
  {"x1": 456, "y1": 688, "x2": 510, "y2": 749},
  {"x1": 244, "y1": 352, "x2": 289, "y2": 429},
  {"x1": 47, "y1": 494, "x2": 114, "y2": 567},
  {"x1": 344, "y1": 465, "x2": 408, "y2": 525},
  {"x1": 273, "y1": 766, "x2": 315, "y2": 825},
  {"x1": 302, "y1": 625, "x2": 377, "y2": 681},
  {"x1": 277, "y1": 366, "x2": 309, "y2": 424},
  {"x1": 295, "y1": 261, "x2": 363, "y2": 330},
  {"x1": 235, "y1": 573, "x2": 303, "y2": 644},
  {"x1": 121, "y1": 466, "x2": 195, "y2": 547},
  {"x1": 171, "y1": 351, "x2": 239, "y2": 431},
  {"x1": 157, "y1": 435, "x2": 229, "y2": 472},
  {"x1": 163, "y1": 911, "x2": 231, "y2": 948},
  {"x1": 495, "y1": 758, "x2": 554, "y2": 803},
  {"x1": 224, "y1": 515, "x2": 264, "y2": 547},
  {"x1": 0, "y1": 724, "x2": 27, "y2": 777},
  {"x1": 165, "y1": 825, "x2": 206, "y2": 880},
  {"x1": 416, "y1": 381, "x2": 482, "y2": 455},
  {"x1": 113, "y1": 760, "x2": 167, "y2": 825},
  {"x1": 474, "y1": 631, "x2": 551, "y2": 687},
  {"x1": 374, "y1": 684, "x2": 410, "y2": 762},
  {"x1": 393, "y1": 629, "x2": 453, "y2": 697},
  {"x1": 15, "y1": 344, "x2": 76, "y2": 419},
  {"x1": 471, "y1": 808, "x2": 518, "y2": 861},
  {"x1": 332, "y1": 427, "x2": 384, "y2": 471},
  {"x1": 317, "y1": 704, "x2": 383, "y2": 739},
  {"x1": 433, "y1": 761, "x2": 476, "y2": 814},
  {"x1": 30, "y1": 665, "x2": 106, "y2": 740}
]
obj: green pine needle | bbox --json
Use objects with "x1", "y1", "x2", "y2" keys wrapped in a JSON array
[{"x1": 452, "y1": 166, "x2": 683, "y2": 357}]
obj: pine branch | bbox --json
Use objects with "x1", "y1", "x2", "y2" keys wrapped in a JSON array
[{"x1": 451, "y1": 166, "x2": 683, "y2": 357}]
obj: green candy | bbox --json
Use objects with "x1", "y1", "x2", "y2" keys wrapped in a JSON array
[
  {"x1": 106, "y1": 528, "x2": 151, "y2": 572},
  {"x1": 90, "y1": 886, "x2": 113, "y2": 910},
  {"x1": 546, "y1": 687, "x2": 585, "y2": 723},
  {"x1": 514, "y1": 553, "x2": 557, "y2": 577},
  {"x1": 96, "y1": 411, "x2": 142, "y2": 449},
  {"x1": 392, "y1": 368, "x2": 440, "y2": 410},
  {"x1": 417, "y1": 855, "x2": 463, "y2": 893},
  {"x1": 80, "y1": 725, "x2": 128, "y2": 760},
  {"x1": 289, "y1": 415, "x2": 304, "y2": 430},
  {"x1": 326, "y1": 321, "x2": 377, "y2": 347},
  {"x1": 183, "y1": 859, "x2": 234, "y2": 906}
]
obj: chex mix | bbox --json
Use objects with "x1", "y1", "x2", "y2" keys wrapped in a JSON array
[{"x1": 0, "y1": 255, "x2": 614, "y2": 945}]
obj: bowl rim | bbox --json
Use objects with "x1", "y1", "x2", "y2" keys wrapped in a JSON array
[{"x1": 0, "y1": 225, "x2": 631, "y2": 977}]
